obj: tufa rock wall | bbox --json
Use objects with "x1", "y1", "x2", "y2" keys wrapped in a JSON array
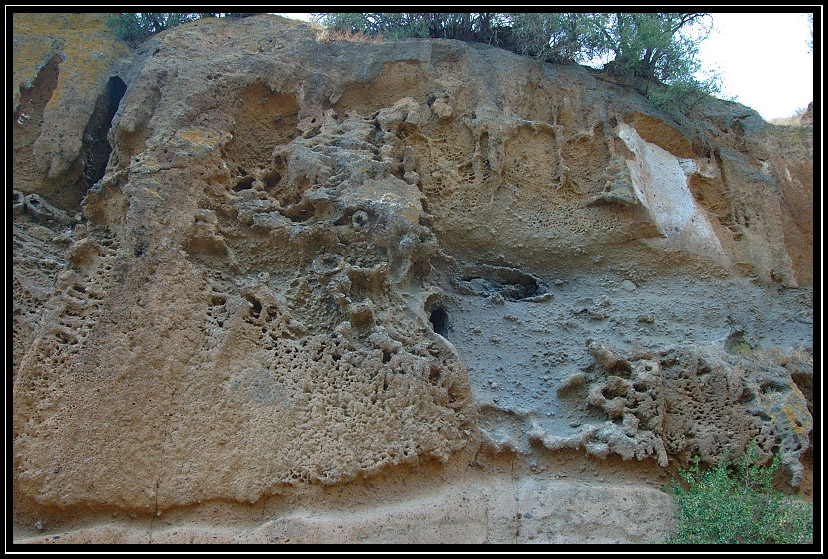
[{"x1": 13, "y1": 13, "x2": 813, "y2": 535}]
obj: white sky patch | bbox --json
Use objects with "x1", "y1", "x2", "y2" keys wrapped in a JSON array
[
  {"x1": 697, "y1": 13, "x2": 814, "y2": 120},
  {"x1": 278, "y1": 13, "x2": 314, "y2": 22}
]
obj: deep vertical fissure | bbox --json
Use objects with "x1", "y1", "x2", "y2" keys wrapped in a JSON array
[{"x1": 79, "y1": 75, "x2": 127, "y2": 192}]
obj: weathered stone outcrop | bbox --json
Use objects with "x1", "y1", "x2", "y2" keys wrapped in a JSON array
[
  {"x1": 545, "y1": 340, "x2": 811, "y2": 486},
  {"x1": 12, "y1": 13, "x2": 812, "y2": 542}
]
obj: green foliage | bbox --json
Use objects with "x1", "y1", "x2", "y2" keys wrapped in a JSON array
[
  {"x1": 728, "y1": 341, "x2": 756, "y2": 356},
  {"x1": 667, "y1": 442, "x2": 813, "y2": 544},
  {"x1": 315, "y1": 12, "x2": 723, "y2": 114},
  {"x1": 645, "y1": 69, "x2": 730, "y2": 120},
  {"x1": 593, "y1": 14, "x2": 710, "y2": 83},
  {"x1": 106, "y1": 13, "x2": 154, "y2": 42},
  {"x1": 591, "y1": 13, "x2": 728, "y2": 115},
  {"x1": 507, "y1": 13, "x2": 606, "y2": 64},
  {"x1": 106, "y1": 13, "x2": 253, "y2": 43},
  {"x1": 313, "y1": 13, "x2": 510, "y2": 43}
]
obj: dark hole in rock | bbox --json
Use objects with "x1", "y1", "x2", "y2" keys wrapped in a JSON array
[
  {"x1": 454, "y1": 264, "x2": 546, "y2": 301},
  {"x1": 285, "y1": 202, "x2": 315, "y2": 223},
  {"x1": 739, "y1": 388, "x2": 756, "y2": 404},
  {"x1": 382, "y1": 350, "x2": 392, "y2": 364},
  {"x1": 233, "y1": 176, "x2": 256, "y2": 192},
  {"x1": 608, "y1": 361, "x2": 632, "y2": 376},
  {"x1": 245, "y1": 294, "x2": 262, "y2": 318},
  {"x1": 601, "y1": 386, "x2": 624, "y2": 400},
  {"x1": 351, "y1": 210, "x2": 369, "y2": 228},
  {"x1": 263, "y1": 170, "x2": 281, "y2": 190},
  {"x1": 752, "y1": 410, "x2": 772, "y2": 422},
  {"x1": 428, "y1": 364, "x2": 442, "y2": 384},
  {"x1": 759, "y1": 378, "x2": 789, "y2": 394},
  {"x1": 311, "y1": 253, "x2": 342, "y2": 275},
  {"x1": 429, "y1": 306, "x2": 449, "y2": 337},
  {"x1": 81, "y1": 76, "x2": 127, "y2": 191}
]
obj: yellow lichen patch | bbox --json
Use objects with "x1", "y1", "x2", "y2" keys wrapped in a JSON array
[
  {"x1": 782, "y1": 398, "x2": 811, "y2": 438},
  {"x1": 166, "y1": 129, "x2": 229, "y2": 160},
  {"x1": 13, "y1": 13, "x2": 131, "y2": 109},
  {"x1": 11, "y1": 36, "x2": 56, "y2": 103},
  {"x1": 176, "y1": 129, "x2": 224, "y2": 148}
]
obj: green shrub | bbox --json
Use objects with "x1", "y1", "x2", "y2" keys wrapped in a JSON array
[
  {"x1": 667, "y1": 442, "x2": 813, "y2": 544},
  {"x1": 106, "y1": 13, "x2": 155, "y2": 43}
]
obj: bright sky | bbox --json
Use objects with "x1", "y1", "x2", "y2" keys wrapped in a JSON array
[
  {"x1": 279, "y1": 12, "x2": 816, "y2": 121},
  {"x1": 698, "y1": 13, "x2": 814, "y2": 120}
]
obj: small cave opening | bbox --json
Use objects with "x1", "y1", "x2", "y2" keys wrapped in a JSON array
[
  {"x1": 263, "y1": 169, "x2": 281, "y2": 190},
  {"x1": 244, "y1": 294, "x2": 263, "y2": 319},
  {"x1": 429, "y1": 306, "x2": 449, "y2": 338},
  {"x1": 80, "y1": 76, "x2": 127, "y2": 191},
  {"x1": 454, "y1": 264, "x2": 547, "y2": 301},
  {"x1": 233, "y1": 175, "x2": 256, "y2": 192}
]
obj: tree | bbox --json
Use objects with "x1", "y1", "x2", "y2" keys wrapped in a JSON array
[
  {"x1": 583, "y1": 13, "x2": 723, "y2": 113},
  {"x1": 312, "y1": 13, "x2": 510, "y2": 43},
  {"x1": 507, "y1": 13, "x2": 606, "y2": 64},
  {"x1": 106, "y1": 13, "x2": 254, "y2": 43},
  {"x1": 593, "y1": 13, "x2": 711, "y2": 84}
]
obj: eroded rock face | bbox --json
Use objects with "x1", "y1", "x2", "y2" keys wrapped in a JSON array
[
  {"x1": 13, "y1": 13, "x2": 813, "y2": 520},
  {"x1": 573, "y1": 341, "x2": 810, "y2": 486}
]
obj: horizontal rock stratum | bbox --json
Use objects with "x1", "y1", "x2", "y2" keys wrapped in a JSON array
[{"x1": 12, "y1": 13, "x2": 813, "y2": 544}]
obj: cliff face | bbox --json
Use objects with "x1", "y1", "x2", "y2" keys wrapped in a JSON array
[{"x1": 12, "y1": 14, "x2": 813, "y2": 543}]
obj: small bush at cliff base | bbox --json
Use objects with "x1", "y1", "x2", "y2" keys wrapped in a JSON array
[{"x1": 667, "y1": 443, "x2": 812, "y2": 544}]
